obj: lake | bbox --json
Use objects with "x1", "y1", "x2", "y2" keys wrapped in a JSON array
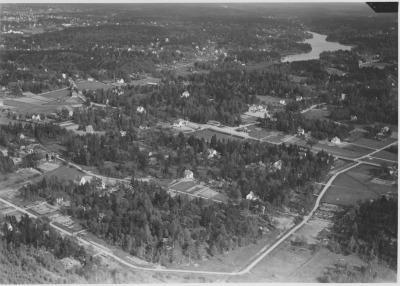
[{"x1": 281, "y1": 31, "x2": 352, "y2": 62}]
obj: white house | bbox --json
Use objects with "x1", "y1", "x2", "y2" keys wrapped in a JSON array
[
  {"x1": 246, "y1": 191, "x2": 259, "y2": 201},
  {"x1": 279, "y1": 99, "x2": 286, "y2": 105},
  {"x1": 340, "y1": 93, "x2": 346, "y2": 101},
  {"x1": 87, "y1": 77, "x2": 94, "y2": 82},
  {"x1": 350, "y1": 115, "x2": 358, "y2": 121},
  {"x1": 31, "y1": 114, "x2": 41, "y2": 121},
  {"x1": 173, "y1": 119, "x2": 187, "y2": 128},
  {"x1": 19, "y1": 134, "x2": 25, "y2": 140},
  {"x1": 120, "y1": 130, "x2": 127, "y2": 137},
  {"x1": 181, "y1": 91, "x2": 190, "y2": 98},
  {"x1": 295, "y1": 96, "x2": 303, "y2": 102},
  {"x1": 117, "y1": 78, "x2": 125, "y2": 84},
  {"x1": 137, "y1": 106, "x2": 145, "y2": 113},
  {"x1": 207, "y1": 148, "x2": 218, "y2": 159},
  {"x1": 297, "y1": 127, "x2": 305, "y2": 136},
  {"x1": 184, "y1": 169, "x2": 194, "y2": 179},
  {"x1": 79, "y1": 175, "x2": 93, "y2": 185},
  {"x1": 272, "y1": 160, "x2": 282, "y2": 171},
  {"x1": 331, "y1": 136, "x2": 341, "y2": 144},
  {"x1": 85, "y1": 125, "x2": 94, "y2": 134},
  {"x1": 0, "y1": 100, "x2": 3, "y2": 107}
]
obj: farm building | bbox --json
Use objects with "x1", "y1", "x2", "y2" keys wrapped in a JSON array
[
  {"x1": 246, "y1": 191, "x2": 259, "y2": 201},
  {"x1": 181, "y1": 91, "x2": 190, "y2": 98},
  {"x1": 207, "y1": 148, "x2": 218, "y2": 159},
  {"x1": 79, "y1": 175, "x2": 93, "y2": 185},
  {"x1": 137, "y1": 106, "x2": 146, "y2": 113},
  {"x1": 85, "y1": 125, "x2": 94, "y2": 133},
  {"x1": 331, "y1": 136, "x2": 341, "y2": 144},
  {"x1": 173, "y1": 119, "x2": 187, "y2": 128},
  {"x1": 279, "y1": 99, "x2": 286, "y2": 105},
  {"x1": 272, "y1": 160, "x2": 282, "y2": 171},
  {"x1": 297, "y1": 127, "x2": 305, "y2": 136},
  {"x1": 184, "y1": 169, "x2": 194, "y2": 179}
]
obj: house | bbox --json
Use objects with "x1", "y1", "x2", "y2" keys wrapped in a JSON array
[
  {"x1": 173, "y1": 119, "x2": 187, "y2": 128},
  {"x1": 207, "y1": 148, "x2": 218, "y2": 159},
  {"x1": 85, "y1": 125, "x2": 94, "y2": 134},
  {"x1": 331, "y1": 136, "x2": 341, "y2": 144},
  {"x1": 87, "y1": 77, "x2": 94, "y2": 82},
  {"x1": 79, "y1": 175, "x2": 93, "y2": 185},
  {"x1": 297, "y1": 127, "x2": 305, "y2": 136},
  {"x1": 137, "y1": 106, "x2": 145, "y2": 113},
  {"x1": 246, "y1": 191, "x2": 259, "y2": 201},
  {"x1": 295, "y1": 96, "x2": 303, "y2": 102},
  {"x1": 31, "y1": 114, "x2": 41, "y2": 121},
  {"x1": 272, "y1": 160, "x2": 282, "y2": 171},
  {"x1": 279, "y1": 99, "x2": 286, "y2": 105},
  {"x1": 120, "y1": 130, "x2": 127, "y2": 137},
  {"x1": 350, "y1": 115, "x2": 358, "y2": 121},
  {"x1": 117, "y1": 78, "x2": 125, "y2": 84},
  {"x1": 184, "y1": 169, "x2": 194, "y2": 179},
  {"x1": 19, "y1": 134, "x2": 25, "y2": 140},
  {"x1": 181, "y1": 91, "x2": 190, "y2": 98},
  {"x1": 340, "y1": 93, "x2": 346, "y2": 101}
]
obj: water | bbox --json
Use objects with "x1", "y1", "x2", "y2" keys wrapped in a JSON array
[{"x1": 281, "y1": 31, "x2": 352, "y2": 63}]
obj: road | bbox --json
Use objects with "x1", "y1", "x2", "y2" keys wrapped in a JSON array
[{"x1": 1, "y1": 140, "x2": 396, "y2": 277}]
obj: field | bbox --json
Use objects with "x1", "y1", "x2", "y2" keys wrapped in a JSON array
[
  {"x1": 169, "y1": 179, "x2": 228, "y2": 202},
  {"x1": 227, "y1": 242, "x2": 395, "y2": 283},
  {"x1": 322, "y1": 164, "x2": 397, "y2": 206},
  {"x1": 256, "y1": 95, "x2": 282, "y2": 105},
  {"x1": 4, "y1": 88, "x2": 82, "y2": 115},
  {"x1": 302, "y1": 108, "x2": 330, "y2": 120},
  {"x1": 348, "y1": 136, "x2": 397, "y2": 149},
  {"x1": 192, "y1": 128, "x2": 247, "y2": 142},
  {"x1": 76, "y1": 80, "x2": 112, "y2": 90},
  {"x1": 44, "y1": 165, "x2": 84, "y2": 181}
]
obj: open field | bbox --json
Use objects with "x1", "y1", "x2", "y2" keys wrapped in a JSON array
[
  {"x1": 372, "y1": 146, "x2": 397, "y2": 162},
  {"x1": 192, "y1": 128, "x2": 247, "y2": 142},
  {"x1": 348, "y1": 137, "x2": 397, "y2": 149},
  {"x1": 44, "y1": 165, "x2": 84, "y2": 181},
  {"x1": 256, "y1": 95, "x2": 282, "y2": 105},
  {"x1": 322, "y1": 164, "x2": 397, "y2": 206},
  {"x1": 169, "y1": 179, "x2": 228, "y2": 202},
  {"x1": 76, "y1": 80, "x2": 112, "y2": 90},
  {"x1": 227, "y1": 242, "x2": 395, "y2": 283},
  {"x1": 302, "y1": 108, "x2": 330, "y2": 120}
]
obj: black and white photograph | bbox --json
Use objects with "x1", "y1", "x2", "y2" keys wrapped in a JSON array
[{"x1": 0, "y1": 1, "x2": 397, "y2": 283}]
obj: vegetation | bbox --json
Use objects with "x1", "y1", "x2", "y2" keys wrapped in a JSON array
[{"x1": 328, "y1": 197, "x2": 397, "y2": 269}]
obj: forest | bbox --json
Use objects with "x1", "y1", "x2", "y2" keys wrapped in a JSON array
[
  {"x1": 328, "y1": 197, "x2": 397, "y2": 269},
  {"x1": 20, "y1": 177, "x2": 265, "y2": 265}
]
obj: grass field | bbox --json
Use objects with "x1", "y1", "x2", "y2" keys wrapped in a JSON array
[
  {"x1": 76, "y1": 80, "x2": 112, "y2": 90},
  {"x1": 322, "y1": 164, "x2": 397, "y2": 206},
  {"x1": 256, "y1": 95, "x2": 282, "y2": 105},
  {"x1": 349, "y1": 137, "x2": 397, "y2": 149},
  {"x1": 372, "y1": 147, "x2": 398, "y2": 162},
  {"x1": 302, "y1": 108, "x2": 330, "y2": 120},
  {"x1": 44, "y1": 165, "x2": 84, "y2": 181},
  {"x1": 192, "y1": 129, "x2": 246, "y2": 142}
]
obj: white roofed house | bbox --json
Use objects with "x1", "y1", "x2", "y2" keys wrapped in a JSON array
[
  {"x1": 207, "y1": 148, "x2": 218, "y2": 159},
  {"x1": 85, "y1": 125, "x2": 94, "y2": 134},
  {"x1": 331, "y1": 136, "x2": 341, "y2": 144},
  {"x1": 173, "y1": 119, "x2": 187, "y2": 128},
  {"x1": 279, "y1": 99, "x2": 286, "y2": 105},
  {"x1": 297, "y1": 127, "x2": 305, "y2": 136},
  {"x1": 79, "y1": 175, "x2": 93, "y2": 186},
  {"x1": 184, "y1": 169, "x2": 194, "y2": 180},
  {"x1": 272, "y1": 159, "x2": 282, "y2": 171},
  {"x1": 137, "y1": 106, "x2": 146, "y2": 114},
  {"x1": 246, "y1": 191, "x2": 259, "y2": 201},
  {"x1": 181, "y1": 90, "x2": 190, "y2": 98},
  {"x1": 120, "y1": 130, "x2": 127, "y2": 137}
]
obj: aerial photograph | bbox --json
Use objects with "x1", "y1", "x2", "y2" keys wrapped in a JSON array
[{"x1": 0, "y1": 1, "x2": 397, "y2": 283}]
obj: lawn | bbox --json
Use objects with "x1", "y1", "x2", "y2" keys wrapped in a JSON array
[
  {"x1": 76, "y1": 80, "x2": 112, "y2": 91},
  {"x1": 302, "y1": 108, "x2": 330, "y2": 120},
  {"x1": 44, "y1": 165, "x2": 84, "y2": 182},
  {"x1": 322, "y1": 164, "x2": 397, "y2": 206}
]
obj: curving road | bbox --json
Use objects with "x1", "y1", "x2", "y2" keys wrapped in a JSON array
[{"x1": 1, "y1": 136, "x2": 396, "y2": 276}]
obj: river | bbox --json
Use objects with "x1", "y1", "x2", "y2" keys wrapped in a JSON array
[{"x1": 281, "y1": 31, "x2": 352, "y2": 62}]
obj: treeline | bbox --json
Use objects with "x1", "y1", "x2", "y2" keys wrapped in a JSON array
[
  {"x1": 21, "y1": 177, "x2": 264, "y2": 265},
  {"x1": 258, "y1": 111, "x2": 352, "y2": 140},
  {"x1": 0, "y1": 152, "x2": 15, "y2": 174},
  {"x1": 2, "y1": 215, "x2": 91, "y2": 267},
  {"x1": 328, "y1": 197, "x2": 397, "y2": 269}
]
